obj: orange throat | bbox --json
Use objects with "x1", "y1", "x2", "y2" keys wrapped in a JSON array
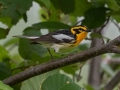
[{"x1": 74, "y1": 32, "x2": 88, "y2": 46}]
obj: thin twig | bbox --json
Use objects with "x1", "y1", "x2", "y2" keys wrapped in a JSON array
[
  {"x1": 6, "y1": 28, "x2": 10, "y2": 35},
  {"x1": 97, "y1": 16, "x2": 110, "y2": 34},
  {"x1": 77, "y1": 62, "x2": 86, "y2": 82},
  {"x1": 107, "y1": 58, "x2": 120, "y2": 64},
  {"x1": 8, "y1": 44, "x2": 17, "y2": 51}
]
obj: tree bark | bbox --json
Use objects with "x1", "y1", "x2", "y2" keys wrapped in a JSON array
[
  {"x1": 104, "y1": 70, "x2": 120, "y2": 90},
  {"x1": 2, "y1": 35, "x2": 120, "y2": 86},
  {"x1": 88, "y1": 28, "x2": 104, "y2": 89}
]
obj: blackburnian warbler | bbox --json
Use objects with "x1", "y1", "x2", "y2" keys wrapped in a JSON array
[{"x1": 13, "y1": 25, "x2": 90, "y2": 59}]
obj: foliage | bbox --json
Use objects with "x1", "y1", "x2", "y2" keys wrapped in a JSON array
[
  {"x1": 0, "y1": 0, "x2": 120, "y2": 89},
  {"x1": 21, "y1": 71, "x2": 81, "y2": 90},
  {"x1": 0, "y1": 80, "x2": 13, "y2": 90}
]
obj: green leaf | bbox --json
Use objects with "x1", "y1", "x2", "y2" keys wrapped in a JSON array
[
  {"x1": 0, "y1": 80, "x2": 13, "y2": 90},
  {"x1": 59, "y1": 83, "x2": 81, "y2": 90},
  {"x1": 42, "y1": 74, "x2": 73, "y2": 90},
  {"x1": 106, "y1": 0, "x2": 120, "y2": 11},
  {"x1": 116, "y1": 0, "x2": 120, "y2": 6},
  {"x1": 50, "y1": 0, "x2": 75, "y2": 14},
  {"x1": 40, "y1": 0, "x2": 51, "y2": 9},
  {"x1": 91, "y1": 0, "x2": 120, "y2": 11},
  {"x1": 22, "y1": 13, "x2": 27, "y2": 23},
  {"x1": 18, "y1": 27, "x2": 47, "y2": 60},
  {"x1": 0, "y1": 17, "x2": 12, "y2": 27},
  {"x1": 111, "y1": 9, "x2": 120, "y2": 23},
  {"x1": 84, "y1": 84, "x2": 94, "y2": 90},
  {"x1": 39, "y1": 8, "x2": 49, "y2": 21},
  {"x1": 91, "y1": 0, "x2": 105, "y2": 7},
  {"x1": 0, "y1": 28, "x2": 7, "y2": 39},
  {"x1": 78, "y1": 44, "x2": 89, "y2": 51},
  {"x1": 72, "y1": 0, "x2": 91, "y2": 16},
  {"x1": 48, "y1": 4, "x2": 60, "y2": 21},
  {"x1": 112, "y1": 53, "x2": 120, "y2": 57},
  {"x1": 0, "y1": 0, "x2": 33, "y2": 24},
  {"x1": 34, "y1": 0, "x2": 51, "y2": 9},
  {"x1": 3, "y1": 38, "x2": 18, "y2": 47},
  {"x1": 61, "y1": 64, "x2": 79, "y2": 75},
  {"x1": 21, "y1": 70, "x2": 59, "y2": 90},
  {"x1": 90, "y1": 33, "x2": 103, "y2": 38},
  {"x1": 70, "y1": 16, "x2": 77, "y2": 25},
  {"x1": 12, "y1": 84, "x2": 21, "y2": 90},
  {"x1": 112, "y1": 13, "x2": 120, "y2": 22},
  {"x1": 0, "y1": 62, "x2": 12, "y2": 80},
  {"x1": 33, "y1": 21, "x2": 71, "y2": 30},
  {"x1": 82, "y1": 7, "x2": 106, "y2": 29},
  {"x1": 0, "y1": 45, "x2": 10, "y2": 61}
]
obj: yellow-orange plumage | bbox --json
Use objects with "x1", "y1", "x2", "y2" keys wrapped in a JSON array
[
  {"x1": 74, "y1": 32, "x2": 88, "y2": 46},
  {"x1": 70, "y1": 25, "x2": 88, "y2": 46}
]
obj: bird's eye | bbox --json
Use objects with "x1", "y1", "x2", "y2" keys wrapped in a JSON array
[
  {"x1": 79, "y1": 28, "x2": 86, "y2": 32},
  {"x1": 73, "y1": 29, "x2": 84, "y2": 34},
  {"x1": 74, "y1": 29, "x2": 80, "y2": 34}
]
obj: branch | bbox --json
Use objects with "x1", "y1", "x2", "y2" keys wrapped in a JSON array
[
  {"x1": 104, "y1": 70, "x2": 120, "y2": 90},
  {"x1": 2, "y1": 35, "x2": 120, "y2": 86},
  {"x1": 97, "y1": 16, "x2": 110, "y2": 34},
  {"x1": 88, "y1": 27, "x2": 104, "y2": 89},
  {"x1": 108, "y1": 58, "x2": 120, "y2": 64},
  {"x1": 77, "y1": 62, "x2": 85, "y2": 82},
  {"x1": 109, "y1": 46, "x2": 120, "y2": 53}
]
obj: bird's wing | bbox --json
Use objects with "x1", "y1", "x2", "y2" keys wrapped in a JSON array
[
  {"x1": 32, "y1": 30, "x2": 75, "y2": 44},
  {"x1": 13, "y1": 30, "x2": 75, "y2": 44},
  {"x1": 32, "y1": 34, "x2": 63, "y2": 43}
]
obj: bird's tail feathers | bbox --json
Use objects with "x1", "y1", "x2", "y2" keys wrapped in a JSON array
[{"x1": 13, "y1": 35, "x2": 39, "y2": 39}]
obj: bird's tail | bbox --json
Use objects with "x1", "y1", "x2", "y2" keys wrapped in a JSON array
[{"x1": 13, "y1": 35, "x2": 39, "y2": 40}]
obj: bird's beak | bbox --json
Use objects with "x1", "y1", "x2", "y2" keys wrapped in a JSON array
[{"x1": 86, "y1": 29, "x2": 91, "y2": 32}]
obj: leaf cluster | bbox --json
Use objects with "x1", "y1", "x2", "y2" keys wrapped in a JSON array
[{"x1": 0, "y1": 0, "x2": 120, "y2": 89}]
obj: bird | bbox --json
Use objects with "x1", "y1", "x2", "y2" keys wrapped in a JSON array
[{"x1": 13, "y1": 25, "x2": 90, "y2": 59}]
